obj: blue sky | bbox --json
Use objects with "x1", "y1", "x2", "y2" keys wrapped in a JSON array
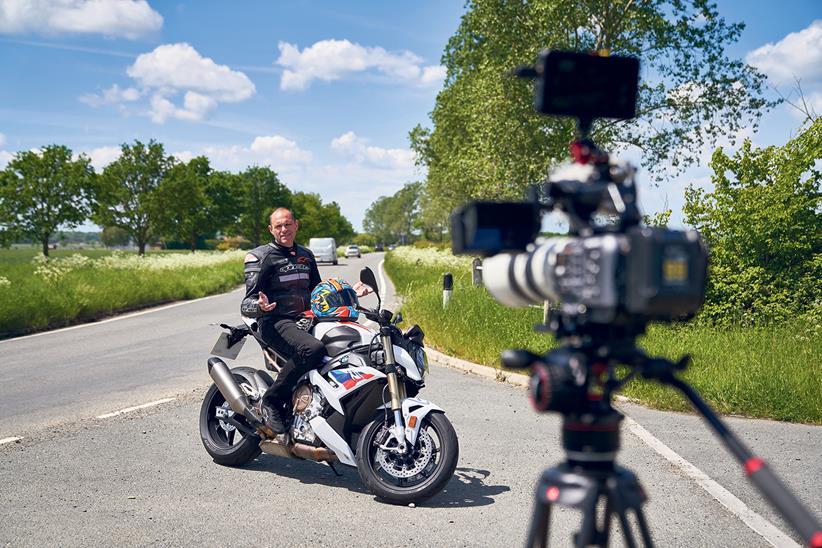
[{"x1": 0, "y1": 1, "x2": 819, "y2": 232}]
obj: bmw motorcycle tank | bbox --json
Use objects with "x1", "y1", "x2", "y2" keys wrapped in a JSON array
[{"x1": 320, "y1": 325, "x2": 363, "y2": 357}]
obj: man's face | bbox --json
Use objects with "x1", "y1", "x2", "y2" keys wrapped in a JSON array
[{"x1": 268, "y1": 210, "x2": 299, "y2": 247}]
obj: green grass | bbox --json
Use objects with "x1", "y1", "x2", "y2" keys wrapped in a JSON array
[
  {"x1": 385, "y1": 250, "x2": 822, "y2": 424},
  {"x1": 0, "y1": 247, "x2": 244, "y2": 338}
]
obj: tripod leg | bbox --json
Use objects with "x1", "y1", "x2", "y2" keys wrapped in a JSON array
[
  {"x1": 633, "y1": 506, "x2": 654, "y2": 547},
  {"x1": 574, "y1": 492, "x2": 600, "y2": 548},
  {"x1": 526, "y1": 499, "x2": 552, "y2": 548}
]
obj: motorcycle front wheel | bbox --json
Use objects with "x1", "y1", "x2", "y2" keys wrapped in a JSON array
[
  {"x1": 356, "y1": 412, "x2": 458, "y2": 505},
  {"x1": 199, "y1": 372, "x2": 262, "y2": 467}
]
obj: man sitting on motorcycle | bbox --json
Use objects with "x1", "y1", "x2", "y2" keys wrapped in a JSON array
[{"x1": 240, "y1": 207, "x2": 371, "y2": 436}]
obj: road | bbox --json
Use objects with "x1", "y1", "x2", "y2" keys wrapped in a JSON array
[{"x1": 1, "y1": 252, "x2": 819, "y2": 546}]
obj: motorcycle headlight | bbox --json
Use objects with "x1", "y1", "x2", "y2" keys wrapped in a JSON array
[{"x1": 414, "y1": 346, "x2": 429, "y2": 378}]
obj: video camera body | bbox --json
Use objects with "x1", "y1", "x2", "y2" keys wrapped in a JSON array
[{"x1": 451, "y1": 50, "x2": 707, "y2": 336}]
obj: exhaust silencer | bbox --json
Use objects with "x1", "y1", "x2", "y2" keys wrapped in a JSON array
[{"x1": 207, "y1": 357, "x2": 258, "y2": 422}]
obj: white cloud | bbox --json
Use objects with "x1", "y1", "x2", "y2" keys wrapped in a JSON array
[
  {"x1": 83, "y1": 43, "x2": 256, "y2": 124},
  {"x1": 0, "y1": 0, "x2": 162, "y2": 39},
  {"x1": 171, "y1": 150, "x2": 195, "y2": 163},
  {"x1": 202, "y1": 134, "x2": 313, "y2": 171},
  {"x1": 331, "y1": 131, "x2": 415, "y2": 170},
  {"x1": 250, "y1": 135, "x2": 312, "y2": 164},
  {"x1": 746, "y1": 20, "x2": 822, "y2": 86},
  {"x1": 128, "y1": 43, "x2": 255, "y2": 102},
  {"x1": 85, "y1": 145, "x2": 121, "y2": 171},
  {"x1": 276, "y1": 39, "x2": 445, "y2": 91},
  {"x1": 79, "y1": 84, "x2": 142, "y2": 107},
  {"x1": 0, "y1": 150, "x2": 11, "y2": 169}
]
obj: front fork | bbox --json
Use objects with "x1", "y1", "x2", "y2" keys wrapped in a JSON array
[{"x1": 381, "y1": 329, "x2": 409, "y2": 452}]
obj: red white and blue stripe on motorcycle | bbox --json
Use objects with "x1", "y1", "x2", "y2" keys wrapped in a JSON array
[{"x1": 329, "y1": 368, "x2": 375, "y2": 390}]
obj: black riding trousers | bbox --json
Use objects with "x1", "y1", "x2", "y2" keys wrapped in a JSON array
[{"x1": 260, "y1": 317, "x2": 326, "y2": 404}]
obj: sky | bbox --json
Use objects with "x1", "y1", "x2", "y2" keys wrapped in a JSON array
[{"x1": 0, "y1": 0, "x2": 820, "y2": 232}]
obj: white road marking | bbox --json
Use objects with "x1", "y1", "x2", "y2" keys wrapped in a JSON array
[
  {"x1": 623, "y1": 415, "x2": 799, "y2": 547},
  {"x1": 0, "y1": 436, "x2": 22, "y2": 445},
  {"x1": 0, "y1": 288, "x2": 243, "y2": 345},
  {"x1": 377, "y1": 258, "x2": 387, "y2": 303},
  {"x1": 96, "y1": 398, "x2": 176, "y2": 419}
]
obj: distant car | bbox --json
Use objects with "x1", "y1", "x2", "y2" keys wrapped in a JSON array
[
  {"x1": 309, "y1": 237, "x2": 338, "y2": 265},
  {"x1": 344, "y1": 244, "x2": 361, "y2": 258},
  {"x1": 387, "y1": 244, "x2": 396, "y2": 251},
  {"x1": 374, "y1": 244, "x2": 384, "y2": 252}
]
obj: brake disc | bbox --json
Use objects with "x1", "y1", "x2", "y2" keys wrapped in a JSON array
[{"x1": 375, "y1": 430, "x2": 434, "y2": 479}]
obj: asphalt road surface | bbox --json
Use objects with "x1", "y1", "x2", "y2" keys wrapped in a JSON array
[{"x1": 1, "y1": 252, "x2": 819, "y2": 546}]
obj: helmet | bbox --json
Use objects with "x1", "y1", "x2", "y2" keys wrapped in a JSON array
[{"x1": 311, "y1": 278, "x2": 359, "y2": 319}]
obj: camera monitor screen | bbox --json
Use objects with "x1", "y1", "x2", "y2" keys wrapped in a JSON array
[
  {"x1": 451, "y1": 201, "x2": 540, "y2": 256},
  {"x1": 536, "y1": 50, "x2": 639, "y2": 120}
]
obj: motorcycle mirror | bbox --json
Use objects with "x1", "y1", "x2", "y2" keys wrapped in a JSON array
[
  {"x1": 360, "y1": 267, "x2": 381, "y2": 309},
  {"x1": 393, "y1": 312, "x2": 403, "y2": 325}
]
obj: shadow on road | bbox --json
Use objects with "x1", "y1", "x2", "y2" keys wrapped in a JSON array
[
  {"x1": 420, "y1": 467, "x2": 511, "y2": 508},
  {"x1": 245, "y1": 454, "x2": 369, "y2": 495},
  {"x1": 244, "y1": 458, "x2": 509, "y2": 508}
]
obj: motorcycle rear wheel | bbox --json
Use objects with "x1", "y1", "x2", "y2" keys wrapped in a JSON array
[
  {"x1": 199, "y1": 371, "x2": 262, "y2": 467},
  {"x1": 356, "y1": 412, "x2": 458, "y2": 505}
]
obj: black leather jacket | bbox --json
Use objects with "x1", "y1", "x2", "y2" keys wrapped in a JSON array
[{"x1": 240, "y1": 242, "x2": 321, "y2": 319}]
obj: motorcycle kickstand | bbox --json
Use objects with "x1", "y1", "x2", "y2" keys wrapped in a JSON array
[{"x1": 328, "y1": 462, "x2": 343, "y2": 477}]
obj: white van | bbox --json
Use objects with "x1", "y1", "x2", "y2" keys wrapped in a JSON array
[{"x1": 309, "y1": 237, "x2": 337, "y2": 265}]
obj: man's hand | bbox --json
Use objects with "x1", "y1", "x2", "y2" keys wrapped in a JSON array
[
  {"x1": 258, "y1": 291, "x2": 277, "y2": 312},
  {"x1": 352, "y1": 281, "x2": 373, "y2": 298}
]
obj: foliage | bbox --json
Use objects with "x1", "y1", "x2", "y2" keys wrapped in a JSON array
[
  {"x1": 363, "y1": 182, "x2": 422, "y2": 244},
  {"x1": 641, "y1": 208, "x2": 672, "y2": 228},
  {"x1": 154, "y1": 157, "x2": 242, "y2": 251},
  {"x1": 93, "y1": 140, "x2": 173, "y2": 255},
  {"x1": 100, "y1": 226, "x2": 131, "y2": 247},
  {"x1": 291, "y1": 192, "x2": 355, "y2": 243},
  {"x1": 684, "y1": 119, "x2": 821, "y2": 325},
  {"x1": 215, "y1": 236, "x2": 252, "y2": 251},
  {"x1": 353, "y1": 233, "x2": 376, "y2": 247},
  {"x1": 411, "y1": 0, "x2": 775, "y2": 218},
  {"x1": 0, "y1": 249, "x2": 244, "y2": 338},
  {"x1": 0, "y1": 145, "x2": 95, "y2": 256},
  {"x1": 233, "y1": 166, "x2": 291, "y2": 247}
]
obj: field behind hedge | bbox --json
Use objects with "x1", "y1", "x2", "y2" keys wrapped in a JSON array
[{"x1": 0, "y1": 247, "x2": 244, "y2": 339}]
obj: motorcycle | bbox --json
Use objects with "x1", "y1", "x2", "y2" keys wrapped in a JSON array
[{"x1": 199, "y1": 266, "x2": 459, "y2": 504}]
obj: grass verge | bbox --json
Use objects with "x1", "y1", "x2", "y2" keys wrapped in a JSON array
[
  {"x1": 385, "y1": 248, "x2": 821, "y2": 424},
  {"x1": 0, "y1": 248, "x2": 244, "y2": 339}
]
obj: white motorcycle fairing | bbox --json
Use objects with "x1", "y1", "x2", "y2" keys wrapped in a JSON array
[{"x1": 379, "y1": 397, "x2": 444, "y2": 446}]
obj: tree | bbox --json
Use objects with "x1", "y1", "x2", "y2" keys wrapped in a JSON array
[
  {"x1": 291, "y1": 192, "x2": 355, "y2": 243},
  {"x1": 100, "y1": 226, "x2": 131, "y2": 247},
  {"x1": 683, "y1": 118, "x2": 821, "y2": 325},
  {"x1": 412, "y1": 0, "x2": 775, "y2": 217},
  {"x1": 0, "y1": 145, "x2": 95, "y2": 256},
  {"x1": 154, "y1": 158, "x2": 242, "y2": 251},
  {"x1": 363, "y1": 182, "x2": 423, "y2": 244},
  {"x1": 94, "y1": 140, "x2": 173, "y2": 255},
  {"x1": 234, "y1": 166, "x2": 291, "y2": 247}
]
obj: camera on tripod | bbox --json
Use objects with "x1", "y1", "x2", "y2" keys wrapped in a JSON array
[
  {"x1": 448, "y1": 50, "x2": 822, "y2": 547},
  {"x1": 451, "y1": 50, "x2": 708, "y2": 332}
]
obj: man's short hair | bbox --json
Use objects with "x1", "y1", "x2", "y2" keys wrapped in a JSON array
[{"x1": 269, "y1": 207, "x2": 295, "y2": 223}]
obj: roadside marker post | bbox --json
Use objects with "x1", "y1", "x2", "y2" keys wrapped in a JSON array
[{"x1": 443, "y1": 272, "x2": 453, "y2": 308}]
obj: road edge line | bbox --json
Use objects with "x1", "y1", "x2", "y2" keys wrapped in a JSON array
[
  {"x1": 0, "y1": 436, "x2": 23, "y2": 445},
  {"x1": 96, "y1": 398, "x2": 176, "y2": 419},
  {"x1": 624, "y1": 415, "x2": 798, "y2": 547}
]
